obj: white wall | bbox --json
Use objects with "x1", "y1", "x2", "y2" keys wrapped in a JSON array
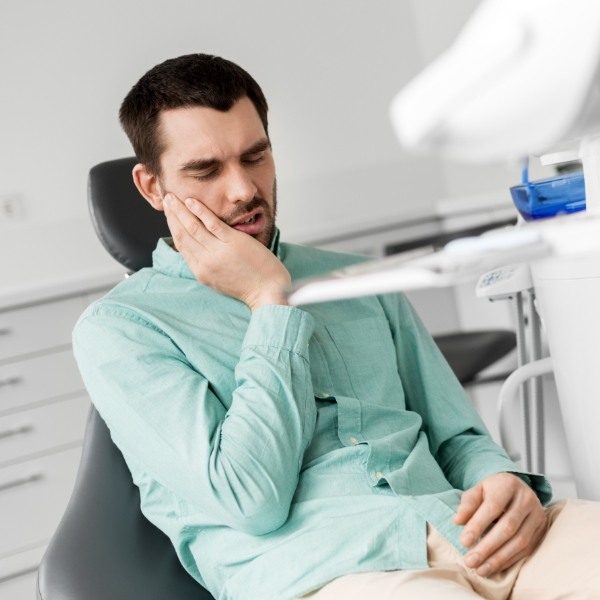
[
  {"x1": 1, "y1": 0, "x2": 522, "y2": 246},
  {"x1": 0, "y1": 0, "x2": 459, "y2": 246}
]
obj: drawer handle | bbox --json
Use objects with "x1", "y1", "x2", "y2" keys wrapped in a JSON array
[
  {"x1": 0, "y1": 376, "x2": 22, "y2": 388},
  {"x1": 0, "y1": 472, "x2": 43, "y2": 493},
  {"x1": 0, "y1": 424, "x2": 33, "y2": 440}
]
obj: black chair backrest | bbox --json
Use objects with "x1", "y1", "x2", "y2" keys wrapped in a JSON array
[
  {"x1": 37, "y1": 409, "x2": 211, "y2": 600},
  {"x1": 435, "y1": 330, "x2": 516, "y2": 385},
  {"x1": 88, "y1": 157, "x2": 170, "y2": 272}
]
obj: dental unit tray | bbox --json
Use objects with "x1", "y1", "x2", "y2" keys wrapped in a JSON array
[{"x1": 510, "y1": 170, "x2": 586, "y2": 221}]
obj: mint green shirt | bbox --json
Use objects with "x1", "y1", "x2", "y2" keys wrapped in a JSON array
[{"x1": 73, "y1": 231, "x2": 551, "y2": 600}]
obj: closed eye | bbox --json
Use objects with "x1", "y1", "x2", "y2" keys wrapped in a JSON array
[
  {"x1": 241, "y1": 138, "x2": 271, "y2": 166},
  {"x1": 242, "y1": 152, "x2": 266, "y2": 165},
  {"x1": 181, "y1": 157, "x2": 220, "y2": 181},
  {"x1": 190, "y1": 168, "x2": 219, "y2": 181}
]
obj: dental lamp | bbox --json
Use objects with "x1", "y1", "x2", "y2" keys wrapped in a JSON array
[{"x1": 390, "y1": 0, "x2": 600, "y2": 170}]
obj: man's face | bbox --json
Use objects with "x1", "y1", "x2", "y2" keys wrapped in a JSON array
[{"x1": 156, "y1": 96, "x2": 277, "y2": 248}]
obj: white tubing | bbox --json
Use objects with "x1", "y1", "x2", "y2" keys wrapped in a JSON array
[
  {"x1": 528, "y1": 291, "x2": 545, "y2": 473},
  {"x1": 498, "y1": 357, "x2": 554, "y2": 464}
]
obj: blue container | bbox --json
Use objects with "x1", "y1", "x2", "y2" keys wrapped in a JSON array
[{"x1": 510, "y1": 171, "x2": 586, "y2": 221}]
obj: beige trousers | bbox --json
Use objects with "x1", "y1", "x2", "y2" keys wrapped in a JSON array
[{"x1": 300, "y1": 499, "x2": 600, "y2": 599}]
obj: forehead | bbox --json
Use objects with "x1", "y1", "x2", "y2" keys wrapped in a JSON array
[{"x1": 158, "y1": 97, "x2": 266, "y2": 162}]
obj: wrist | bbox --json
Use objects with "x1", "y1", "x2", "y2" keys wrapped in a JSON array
[{"x1": 249, "y1": 290, "x2": 289, "y2": 311}]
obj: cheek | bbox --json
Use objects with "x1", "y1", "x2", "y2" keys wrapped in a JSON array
[
  {"x1": 165, "y1": 178, "x2": 215, "y2": 205},
  {"x1": 257, "y1": 166, "x2": 276, "y2": 198}
]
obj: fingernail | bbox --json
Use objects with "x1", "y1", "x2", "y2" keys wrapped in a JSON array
[
  {"x1": 478, "y1": 564, "x2": 492, "y2": 577},
  {"x1": 185, "y1": 197, "x2": 197, "y2": 209},
  {"x1": 465, "y1": 553, "x2": 480, "y2": 568},
  {"x1": 164, "y1": 194, "x2": 172, "y2": 207},
  {"x1": 462, "y1": 532, "x2": 474, "y2": 547}
]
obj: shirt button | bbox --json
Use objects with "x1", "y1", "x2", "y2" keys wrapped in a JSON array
[
  {"x1": 349, "y1": 436, "x2": 359, "y2": 445},
  {"x1": 375, "y1": 471, "x2": 385, "y2": 480}
]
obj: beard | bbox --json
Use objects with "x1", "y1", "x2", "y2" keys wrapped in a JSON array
[{"x1": 223, "y1": 178, "x2": 277, "y2": 248}]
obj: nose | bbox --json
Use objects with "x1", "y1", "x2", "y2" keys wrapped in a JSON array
[{"x1": 222, "y1": 163, "x2": 257, "y2": 205}]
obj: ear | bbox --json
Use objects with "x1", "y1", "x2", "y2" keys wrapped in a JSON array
[{"x1": 132, "y1": 163, "x2": 165, "y2": 211}]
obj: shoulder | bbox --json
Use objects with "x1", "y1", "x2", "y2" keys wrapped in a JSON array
[
  {"x1": 74, "y1": 271, "x2": 163, "y2": 342},
  {"x1": 75, "y1": 266, "x2": 201, "y2": 333}
]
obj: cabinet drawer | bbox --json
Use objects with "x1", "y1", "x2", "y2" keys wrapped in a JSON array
[
  {"x1": 0, "y1": 544, "x2": 45, "y2": 582},
  {"x1": 0, "y1": 348, "x2": 85, "y2": 414},
  {"x1": 0, "y1": 296, "x2": 84, "y2": 362},
  {"x1": 0, "y1": 446, "x2": 81, "y2": 557},
  {"x1": 0, "y1": 396, "x2": 89, "y2": 467},
  {"x1": 0, "y1": 570, "x2": 38, "y2": 600}
]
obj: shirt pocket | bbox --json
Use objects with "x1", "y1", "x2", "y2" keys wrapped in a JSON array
[{"x1": 325, "y1": 316, "x2": 404, "y2": 403}]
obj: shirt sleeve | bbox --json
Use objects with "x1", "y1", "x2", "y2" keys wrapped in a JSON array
[
  {"x1": 72, "y1": 302, "x2": 317, "y2": 535},
  {"x1": 378, "y1": 293, "x2": 552, "y2": 505}
]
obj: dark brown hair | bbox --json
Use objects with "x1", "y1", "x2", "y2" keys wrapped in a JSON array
[{"x1": 119, "y1": 54, "x2": 269, "y2": 175}]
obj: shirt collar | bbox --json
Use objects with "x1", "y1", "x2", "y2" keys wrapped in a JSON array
[
  {"x1": 152, "y1": 227, "x2": 282, "y2": 279},
  {"x1": 270, "y1": 227, "x2": 281, "y2": 258}
]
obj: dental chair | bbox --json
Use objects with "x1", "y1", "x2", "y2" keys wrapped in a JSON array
[
  {"x1": 36, "y1": 157, "x2": 515, "y2": 600},
  {"x1": 36, "y1": 157, "x2": 211, "y2": 600}
]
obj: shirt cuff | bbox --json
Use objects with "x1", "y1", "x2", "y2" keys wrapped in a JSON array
[
  {"x1": 243, "y1": 305, "x2": 315, "y2": 357},
  {"x1": 508, "y1": 470, "x2": 553, "y2": 505}
]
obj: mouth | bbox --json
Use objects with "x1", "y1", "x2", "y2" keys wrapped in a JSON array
[
  {"x1": 230, "y1": 209, "x2": 265, "y2": 236},
  {"x1": 235, "y1": 214, "x2": 258, "y2": 226}
]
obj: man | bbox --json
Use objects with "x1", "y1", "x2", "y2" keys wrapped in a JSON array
[{"x1": 73, "y1": 54, "x2": 600, "y2": 599}]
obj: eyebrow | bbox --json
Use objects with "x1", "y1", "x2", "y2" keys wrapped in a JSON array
[
  {"x1": 179, "y1": 138, "x2": 271, "y2": 172},
  {"x1": 241, "y1": 138, "x2": 271, "y2": 158}
]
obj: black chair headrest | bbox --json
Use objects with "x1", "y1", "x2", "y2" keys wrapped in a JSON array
[{"x1": 88, "y1": 157, "x2": 170, "y2": 272}]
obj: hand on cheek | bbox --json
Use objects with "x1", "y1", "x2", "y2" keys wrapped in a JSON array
[{"x1": 163, "y1": 194, "x2": 290, "y2": 310}]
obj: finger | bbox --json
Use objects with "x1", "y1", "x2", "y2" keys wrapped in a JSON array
[
  {"x1": 459, "y1": 489, "x2": 512, "y2": 549},
  {"x1": 454, "y1": 485, "x2": 483, "y2": 527},
  {"x1": 473, "y1": 544, "x2": 529, "y2": 578},
  {"x1": 183, "y1": 197, "x2": 232, "y2": 241},
  {"x1": 464, "y1": 502, "x2": 528, "y2": 570},
  {"x1": 468, "y1": 512, "x2": 546, "y2": 576},
  {"x1": 164, "y1": 194, "x2": 212, "y2": 251}
]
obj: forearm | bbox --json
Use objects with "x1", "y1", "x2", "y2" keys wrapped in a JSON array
[
  {"x1": 73, "y1": 303, "x2": 317, "y2": 535},
  {"x1": 438, "y1": 430, "x2": 518, "y2": 489},
  {"x1": 439, "y1": 431, "x2": 553, "y2": 504},
  {"x1": 207, "y1": 305, "x2": 317, "y2": 533}
]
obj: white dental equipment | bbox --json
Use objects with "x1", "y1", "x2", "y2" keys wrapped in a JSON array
[
  {"x1": 288, "y1": 0, "x2": 600, "y2": 500},
  {"x1": 390, "y1": 0, "x2": 600, "y2": 500}
]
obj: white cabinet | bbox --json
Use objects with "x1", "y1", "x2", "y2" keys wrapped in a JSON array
[
  {"x1": 0, "y1": 219, "x2": 123, "y2": 597},
  {"x1": 0, "y1": 447, "x2": 84, "y2": 575},
  {"x1": 0, "y1": 570, "x2": 38, "y2": 599},
  {"x1": 0, "y1": 286, "x2": 118, "y2": 596}
]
